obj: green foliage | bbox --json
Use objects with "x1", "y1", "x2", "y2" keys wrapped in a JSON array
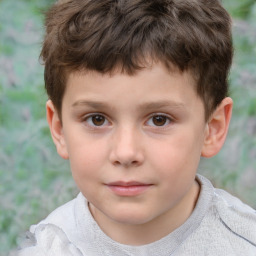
[
  {"x1": 248, "y1": 98, "x2": 256, "y2": 116},
  {"x1": 0, "y1": 0, "x2": 77, "y2": 254},
  {"x1": 0, "y1": 0, "x2": 256, "y2": 255},
  {"x1": 222, "y1": 0, "x2": 256, "y2": 19}
]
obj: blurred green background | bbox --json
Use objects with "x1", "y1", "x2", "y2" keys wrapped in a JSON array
[{"x1": 0, "y1": 0, "x2": 256, "y2": 254}]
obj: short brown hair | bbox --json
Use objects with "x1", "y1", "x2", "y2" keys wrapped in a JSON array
[{"x1": 41, "y1": 0, "x2": 233, "y2": 120}]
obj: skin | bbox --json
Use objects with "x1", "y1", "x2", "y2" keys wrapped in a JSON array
[{"x1": 47, "y1": 62, "x2": 233, "y2": 245}]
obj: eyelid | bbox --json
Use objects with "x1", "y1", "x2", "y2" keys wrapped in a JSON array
[
  {"x1": 81, "y1": 112, "x2": 112, "y2": 128},
  {"x1": 147, "y1": 112, "x2": 174, "y2": 120},
  {"x1": 145, "y1": 113, "x2": 174, "y2": 127},
  {"x1": 81, "y1": 112, "x2": 102, "y2": 120}
]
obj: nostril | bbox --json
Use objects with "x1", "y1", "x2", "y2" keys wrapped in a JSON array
[
  {"x1": 123, "y1": 160, "x2": 139, "y2": 167},
  {"x1": 112, "y1": 159, "x2": 138, "y2": 167}
]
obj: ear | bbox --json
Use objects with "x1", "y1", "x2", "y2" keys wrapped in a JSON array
[
  {"x1": 201, "y1": 97, "x2": 233, "y2": 158},
  {"x1": 46, "y1": 100, "x2": 69, "y2": 159}
]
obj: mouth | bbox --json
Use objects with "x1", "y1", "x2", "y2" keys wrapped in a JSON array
[{"x1": 106, "y1": 181, "x2": 153, "y2": 196}]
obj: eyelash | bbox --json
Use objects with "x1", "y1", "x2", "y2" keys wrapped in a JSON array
[
  {"x1": 145, "y1": 114, "x2": 173, "y2": 128},
  {"x1": 81, "y1": 113, "x2": 173, "y2": 129},
  {"x1": 81, "y1": 113, "x2": 111, "y2": 128}
]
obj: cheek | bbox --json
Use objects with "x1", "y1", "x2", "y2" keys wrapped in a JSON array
[
  {"x1": 149, "y1": 132, "x2": 202, "y2": 177},
  {"x1": 68, "y1": 142, "x2": 106, "y2": 197},
  {"x1": 149, "y1": 134, "x2": 202, "y2": 203},
  {"x1": 67, "y1": 137, "x2": 108, "y2": 177}
]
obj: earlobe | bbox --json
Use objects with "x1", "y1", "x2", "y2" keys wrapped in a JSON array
[
  {"x1": 46, "y1": 100, "x2": 69, "y2": 159},
  {"x1": 201, "y1": 97, "x2": 233, "y2": 158}
]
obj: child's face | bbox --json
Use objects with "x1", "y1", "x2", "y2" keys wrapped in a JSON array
[{"x1": 56, "y1": 62, "x2": 209, "y2": 238}]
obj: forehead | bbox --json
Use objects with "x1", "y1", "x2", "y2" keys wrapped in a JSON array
[
  {"x1": 67, "y1": 61, "x2": 196, "y2": 90},
  {"x1": 63, "y1": 62, "x2": 203, "y2": 114}
]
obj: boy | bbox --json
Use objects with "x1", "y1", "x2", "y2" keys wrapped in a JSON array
[{"x1": 18, "y1": 0, "x2": 256, "y2": 255}]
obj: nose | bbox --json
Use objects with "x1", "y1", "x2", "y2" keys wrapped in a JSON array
[{"x1": 109, "y1": 126, "x2": 144, "y2": 167}]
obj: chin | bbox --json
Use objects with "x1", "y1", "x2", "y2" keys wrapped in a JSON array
[{"x1": 109, "y1": 209, "x2": 155, "y2": 226}]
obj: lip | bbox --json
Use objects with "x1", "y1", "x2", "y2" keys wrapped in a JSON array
[{"x1": 106, "y1": 181, "x2": 153, "y2": 196}]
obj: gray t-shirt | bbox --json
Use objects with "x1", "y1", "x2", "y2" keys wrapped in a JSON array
[{"x1": 17, "y1": 175, "x2": 256, "y2": 255}]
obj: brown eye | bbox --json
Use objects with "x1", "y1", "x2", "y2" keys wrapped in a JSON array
[
  {"x1": 91, "y1": 115, "x2": 106, "y2": 126},
  {"x1": 152, "y1": 115, "x2": 168, "y2": 126}
]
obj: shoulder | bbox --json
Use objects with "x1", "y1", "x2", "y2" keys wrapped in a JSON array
[
  {"x1": 213, "y1": 187, "x2": 256, "y2": 246},
  {"x1": 17, "y1": 193, "x2": 87, "y2": 255},
  {"x1": 30, "y1": 194, "x2": 81, "y2": 233},
  {"x1": 17, "y1": 224, "x2": 84, "y2": 256},
  {"x1": 197, "y1": 174, "x2": 256, "y2": 248},
  {"x1": 197, "y1": 175, "x2": 256, "y2": 234},
  {"x1": 184, "y1": 175, "x2": 256, "y2": 255},
  {"x1": 29, "y1": 192, "x2": 89, "y2": 238}
]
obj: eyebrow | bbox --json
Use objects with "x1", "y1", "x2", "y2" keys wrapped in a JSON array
[
  {"x1": 138, "y1": 101, "x2": 186, "y2": 111},
  {"x1": 72, "y1": 100, "x2": 109, "y2": 109},
  {"x1": 72, "y1": 100, "x2": 186, "y2": 111}
]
